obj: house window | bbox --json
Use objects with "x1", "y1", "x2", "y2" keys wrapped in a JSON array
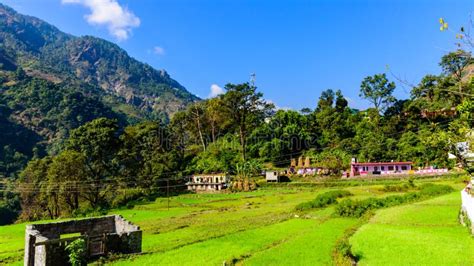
[
  {"x1": 388, "y1": 166, "x2": 394, "y2": 171},
  {"x1": 374, "y1": 166, "x2": 378, "y2": 171},
  {"x1": 381, "y1": 166, "x2": 385, "y2": 171},
  {"x1": 401, "y1": 166, "x2": 407, "y2": 171}
]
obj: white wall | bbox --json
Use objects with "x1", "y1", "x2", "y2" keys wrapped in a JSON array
[{"x1": 461, "y1": 189, "x2": 474, "y2": 222}]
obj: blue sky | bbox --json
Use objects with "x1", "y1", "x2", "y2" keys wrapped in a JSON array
[{"x1": 2, "y1": 0, "x2": 473, "y2": 110}]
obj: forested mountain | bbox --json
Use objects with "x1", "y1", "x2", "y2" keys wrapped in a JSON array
[
  {"x1": 0, "y1": 4, "x2": 197, "y2": 115},
  {"x1": 0, "y1": 4, "x2": 198, "y2": 177}
]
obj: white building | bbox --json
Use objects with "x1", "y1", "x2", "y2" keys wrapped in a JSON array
[
  {"x1": 186, "y1": 174, "x2": 229, "y2": 192},
  {"x1": 265, "y1": 171, "x2": 280, "y2": 182}
]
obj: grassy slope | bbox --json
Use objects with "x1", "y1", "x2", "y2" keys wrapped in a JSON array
[
  {"x1": 0, "y1": 177, "x2": 470, "y2": 265},
  {"x1": 0, "y1": 188, "x2": 325, "y2": 265},
  {"x1": 0, "y1": 223, "x2": 24, "y2": 265},
  {"x1": 351, "y1": 192, "x2": 474, "y2": 265},
  {"x1": 241, "y1": 217, "x2": 357, "y2": 266}
]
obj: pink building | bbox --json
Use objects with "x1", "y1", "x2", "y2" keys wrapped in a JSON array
[{"x1": 350, "y1": 161, "x2": 413, "y2": 177}]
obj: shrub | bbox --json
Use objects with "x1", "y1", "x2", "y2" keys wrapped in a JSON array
[
  {"x1": 418, "y1": 184, "x2": 454, "y2": 196},
  {"x1": 65, "y1": 238, "x2": 86, "y2": 266},
  {"x1": 295, "y1": 190, "x2": 352, "y2": 211},
  {"x1": 335, "y1": 184, "x2": 453, "y2": 217},
  {"x1": 381, "y1": 178, "x2": 417, "y2": 192}
]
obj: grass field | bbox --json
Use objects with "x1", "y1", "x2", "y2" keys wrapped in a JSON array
[
  {"x1": 0, "y1": 176, "x2": 471, "y2": 265},
  {"x1": 351, "y1": 192, "x2": 474, "y2": 265}
]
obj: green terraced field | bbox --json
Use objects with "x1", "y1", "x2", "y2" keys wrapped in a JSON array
[
  {"x1": 0, "y1": 177, "x2": 471, "y2": 265},
  {"x1": 351, "y1": 192, "x2": 474, "y2": 265}
]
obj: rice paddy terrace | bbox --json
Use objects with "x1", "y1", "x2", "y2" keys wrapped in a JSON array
[{"x1": 0, "y1": 175, "x2": 472, "y2": 265}]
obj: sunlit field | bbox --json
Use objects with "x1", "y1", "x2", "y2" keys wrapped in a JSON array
[{"x1": 0, "y1": 175, "x2": 471, "y2": 265}]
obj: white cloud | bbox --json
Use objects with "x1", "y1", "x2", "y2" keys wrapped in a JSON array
[
  {"x1": 153, "y1": 46, "x2": 165, "y2": 55},
  {"x1": 62, "y1": 0, "x2": 140, "y2": 41},
  {"x1": 208, "y1": 84, "x2": 224, "y2": 98}
]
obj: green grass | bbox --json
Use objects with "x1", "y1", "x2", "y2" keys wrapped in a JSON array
[
  {"x1": 351, "y1": 192, "x2": 474, "y2": 265},
  {"x1": 0, "y1": 223, "x2": 24, "y2": 264},
  {"x1": 113, "y1": 219, "x2": 317, "y2": 265},
  {"x1": 241, "y1": 218, "x2": 358, "y2": 265},
  {"x1": 0, "y1": 176, "x2": 471, "y2": 266}
]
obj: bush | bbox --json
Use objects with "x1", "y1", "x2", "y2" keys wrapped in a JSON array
[
  {"x1": 335, "y1": 184, "x2": 453, "y2": 217},
  {"x1": 418, "y1": 184, "x2": 454, "y2": 196},
  {"x1": 382, "y1": 179, "x2": 416, "y2": 192},
  {"x1": 295, "y1": 190, "x2": 352, "y2": 211},
  {"x1": 65, "y1": 238, "x2": 86, "y2": 266}
]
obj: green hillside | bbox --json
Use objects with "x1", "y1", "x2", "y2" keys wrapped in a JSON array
[{"x1": 0, "y1": 3, "x2": 199, "y2": 177}]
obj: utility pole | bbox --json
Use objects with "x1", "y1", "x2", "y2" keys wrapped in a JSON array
[
  {"x1": 167, "y1": 179, "x2": 170, "y2": 211},
  {"x1": 250, "y1": 73, "x2": 256, "y2": 87}
]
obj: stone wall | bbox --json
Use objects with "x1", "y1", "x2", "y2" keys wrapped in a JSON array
[{"x1": 24, "y1": 215, "x2": 141, "y2": 266}]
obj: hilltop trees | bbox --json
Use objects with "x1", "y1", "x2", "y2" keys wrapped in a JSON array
[
  {"x1": 440, "y1": 50, "x2": 472, "y2": 81},
  {"x1": 359, "y1": 73, "x2": 396, "y2": 112},
  {"x1": 221, "y1": 83, "x2": 274, "y2": 160}
]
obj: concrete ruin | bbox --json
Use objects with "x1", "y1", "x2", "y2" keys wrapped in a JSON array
[{"x1": 24, "y1": 215, "x2": 142, "y2": 266}]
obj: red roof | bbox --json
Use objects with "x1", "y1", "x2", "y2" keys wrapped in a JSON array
[{"x1": 351, "y1": 162, "x2": 412, "y2": 166}]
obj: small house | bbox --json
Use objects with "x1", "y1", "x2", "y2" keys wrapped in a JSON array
[
  {"x1": 187, "y1": 174, "x2": 229, "y2": 192},
  {"x1": 350, "y1": 161, "x2": 413, "y2": 177},
  {"x1": 265, "y1": 171, "x2": 280, "y2": 182}
]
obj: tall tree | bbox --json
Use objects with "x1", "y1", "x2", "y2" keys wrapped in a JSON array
[
  {"x1": 206, "y1": 97, "x2": 230, "y2": 143},
  {"x1": 440, "y1": 50, "x2": 472, "y2": 81},
  {"x1": 360, "y1": 73, "x2": 396, "y2": 112},
  {"x1": 221, "y1": 83, "x2": 274, "y2": 160},
  {"x1": 47, "y1": 150, "x2": 87, "y2": 214},
  {"x1": 66, "y1": 118, "x2": 120, "y2": 208},
  {"x1": 335, "y1": 89, "x2": 348, "y2": 112},
  {"x1": 119, "y1": 122, "x2": 173, "y2": 191},
  {"x1": 317, "y1": 89, "x2": 335, "y2": 111},
  {"x1": 18, "y1": 157, "x2": 51, "y2": 220},
  {"x1": 189, "y1": 103, "x2": 207, "y2": 151},
  {"x1": 440, "y1": 50, "x2": 473, "y2": 102}
]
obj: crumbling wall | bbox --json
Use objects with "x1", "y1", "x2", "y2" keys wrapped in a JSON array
[
  {"x1": 30, "y1": 216, "x2": 116, "y2": 239},
  {"x1": 24, "y1": 215, "x2": 142, "y2": 266}
]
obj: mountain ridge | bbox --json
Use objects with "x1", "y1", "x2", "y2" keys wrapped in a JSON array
[
  {"x1": 0, "y1": 3, "x2": 198, "y2": 117},
  {"x1": 0, "y1": 3, "x2": 199, "y2": 177}
]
